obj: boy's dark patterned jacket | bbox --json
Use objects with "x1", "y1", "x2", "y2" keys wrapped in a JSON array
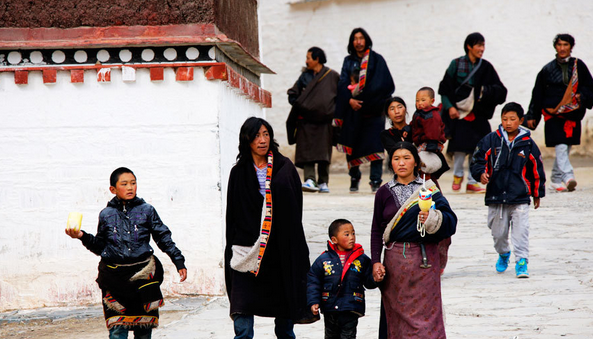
[
  {"x1": 80, "y1": 196, "x2": 185, "y2": 270},
  {"x1": 307, "y1": 241, "x2": 376, "y2": 316}
]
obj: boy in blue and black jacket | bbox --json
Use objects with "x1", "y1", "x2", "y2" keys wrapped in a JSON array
[
  {"x1": 471, "y1": 102, "x2": 546, "y2": 279},
  {"x1": 307, "y1": 219, "x2": 376, "y2": 339}
]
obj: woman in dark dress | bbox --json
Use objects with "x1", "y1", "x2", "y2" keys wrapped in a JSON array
[{"x1": 371, "y1": 142, "x2": 457, "y2": 339}]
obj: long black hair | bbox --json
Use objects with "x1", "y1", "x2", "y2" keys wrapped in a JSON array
[
  {"x1": 347, "y1": 27, "x2": 373, "y2": 56},
  {"x1": 387, "y1": 141, "x2": 420, "y2": 177},
  {"x1": 236, "y1": 117, "x2": 279, "y2": 165}
]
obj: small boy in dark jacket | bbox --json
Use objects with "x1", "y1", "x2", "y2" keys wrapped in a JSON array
[
  {"x1": 65, "y1": 167, "x2": 187, "y2": 338},
  {"x1": 307, "y1": 219, "x2": 376, "y2": 339},
  {"x1": 471, "y1": 102, "x2": 546, "y2": 278}
]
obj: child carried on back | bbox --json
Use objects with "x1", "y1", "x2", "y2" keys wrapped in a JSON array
[{"x1": 411, "y1": 86, "x2": 450, "y2": 180}]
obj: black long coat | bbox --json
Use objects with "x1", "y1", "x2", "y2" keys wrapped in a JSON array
[
  {"x1": 438, "y1": 57, "x2": 507, "y2": 154},
  {"x1": 224, "y1": 152, "x2": 311, "y2": 322},
  {"x1": 334, "y1": 50, "x2": 395, "y2": 166},
  {"x1": 526, "y1": 57, "x2": 593, "y2": 147}
]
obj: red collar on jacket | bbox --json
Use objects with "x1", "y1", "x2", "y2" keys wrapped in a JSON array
[{"x1": 327, "y1": 241, "x2": 364, "y2": 282}]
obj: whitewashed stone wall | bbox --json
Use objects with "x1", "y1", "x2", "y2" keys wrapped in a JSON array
[
  {"x1": 0, "y1": 67, "x2": 263, "y2": 311},
  {"x1": 260, "y1": 0, "x2": 593, "y2": 159}
]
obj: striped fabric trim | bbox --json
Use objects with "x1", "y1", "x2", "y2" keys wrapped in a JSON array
[
  {"x1": 557, "y1": 58, "x2": 580, "y2": 114},
  {"x1": 103, "y1": 293, "x2": 126, "y2": 313},
  {"x1": 252, "y1": 151, "x2": 274, "y2": 276},
  {"x1": 336, "y1": 143, "x2": 352, "y2": 155},
  {"x1": 144, "y1": 299, "x2": 165, "y2": 312},
  {"x1": 106, "y1": 315, "x2": 158, "y2": 329},
  {"x1": 347, "y1": 152, "x2": 385, "y2": 168},
  {"x1": 385, "y1": 183, "x2": 440, "y2": 241},
  {"x1": 358, "y1": 49, "x2": 370, "y2": 92}
]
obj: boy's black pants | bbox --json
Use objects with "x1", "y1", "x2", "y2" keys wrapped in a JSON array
[{"x1": 324, "y1": 311, "x2": 359, "y2": 339}]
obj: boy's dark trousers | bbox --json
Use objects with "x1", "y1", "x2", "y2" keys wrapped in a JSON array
[{"x1": 324, "y1": 311, "x2": 358, "y2": 339}]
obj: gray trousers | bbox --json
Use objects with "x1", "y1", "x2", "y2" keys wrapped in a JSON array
[
  {"x1": 551, "y1": 144, "x2": 574, "y2": 184},
  {"x1": 487, "y1": 204, "x2": 530, "y2": 262},
  {"x1": 453, "y1": 152, "x2": 478, "y2": 184}
]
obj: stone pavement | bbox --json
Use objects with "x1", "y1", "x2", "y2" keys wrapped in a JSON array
[{"x1": 2, "y1": 160, "x2": 593, "y2": 338}]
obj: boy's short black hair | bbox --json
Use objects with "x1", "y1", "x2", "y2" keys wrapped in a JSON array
[
  {"x1": 418, "y1": 86, "x2": 435, "y2": 99},
  {"x1": 110, "y1": 167, "x2": 136, "y2": 187},
  {"x1": 328, "y1": 219, "x2": 352, "y2": 238},
  {"x1": 501, "y1": 102, "x2": 524, "y2": 119},
  {"x1": 464, "y1": 32, "x2": 485, "y2": 54},
  {"x1": 554, "y1": 33, "x2": 575, "y2": 49},
  {"x1": 308, "y1": 46, "x2": 327, "y2": 65}
]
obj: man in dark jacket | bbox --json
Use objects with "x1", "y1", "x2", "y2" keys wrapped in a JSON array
[
  {"x1": 439, "y1": 32, "x2": 507, "y2": 194},
  {"x1": 287, "y1": 46, "x2": 340, "y2": 193},
  {"x1": 334, "y1": 27, "x2": 395, "y2": 192},
  {"x1": 525, "y1": 33, "x2": 593, "y2": 193}
]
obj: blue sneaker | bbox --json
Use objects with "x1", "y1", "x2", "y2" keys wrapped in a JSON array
[
  {"x1": 516, "y1": 258, "x2": 529, "y2": 278},
  {"x1": 496, "y1": 252, "x2": 511, "y2": 273}
]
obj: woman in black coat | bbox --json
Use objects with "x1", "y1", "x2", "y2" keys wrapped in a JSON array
[{"x1": 225, "y1": 117, "x2": 314, "y2": 338}]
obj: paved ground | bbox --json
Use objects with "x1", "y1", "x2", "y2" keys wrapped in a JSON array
[{"x1": 2, "y1": 158, "x2": 593, "y2": 338}]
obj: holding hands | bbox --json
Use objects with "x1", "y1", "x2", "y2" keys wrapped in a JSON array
[{"x1": 373, "y1": 262, "x2": 386, "y2": 282}]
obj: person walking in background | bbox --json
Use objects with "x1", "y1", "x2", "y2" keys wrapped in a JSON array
[
  {"x1": 287, "y1": 47, "x2": 340, "y2": 193},
  {"x1": 525, "y1": 33, "x2": 593, "y2": 193},
  {"x1": 471, "y1": 102, "x2": 546, "y2": 278},
  {"x1": 334, "y1": 27, "x2": 395, "y2": 193},
  {"x1": 438, "y1": 32, "x2": 507, "y2": 193},
  {"x1": 225, "y1": 117, "x2": 314, "y2": 339}
]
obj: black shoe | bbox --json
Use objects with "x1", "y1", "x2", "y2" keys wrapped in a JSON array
[
  {"x1": 350, "y1": 178, "x2": 360, "y2": 192},
  {"x1": 370, "y1": 180, "x2": 382, "y2": 193}
]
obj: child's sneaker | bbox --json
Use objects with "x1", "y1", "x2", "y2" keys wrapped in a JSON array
[
  {"x1": 466, "y1": 183, "x2": 485, "y2": 193},
  {"x1": 515, "y1": 258, "x2": 529, "y2": 278},
  {"x1": 302, "y1": 179, "x2": 319, "y2": 192},
  {"x1": 318, "y1": 183, "x2": 330, "y2": 193},
  {"x1": 549, "y1": 182, "x2": 568, "y2": 192},
  {"x1": 452, "y1": 175, "x2": 463, "y2": 191},
  {"x1": 496, "y1": 252, "x2": 511, "y2": 273},
  {"x1": 566, "y1": 178, "x2": 577, "y2": 192}
]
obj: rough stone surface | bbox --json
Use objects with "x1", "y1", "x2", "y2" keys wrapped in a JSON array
[
  {"x1": 0, "y1": 1, "x2": 215, "y2": 28},
  {"x1": 0, "y1": 0, "x2": 260, "y2": 57}
]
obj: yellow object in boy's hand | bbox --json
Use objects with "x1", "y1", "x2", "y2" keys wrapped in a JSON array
[{"x1": 67, "y1": 212, "x2": 83, "y2": 231}]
